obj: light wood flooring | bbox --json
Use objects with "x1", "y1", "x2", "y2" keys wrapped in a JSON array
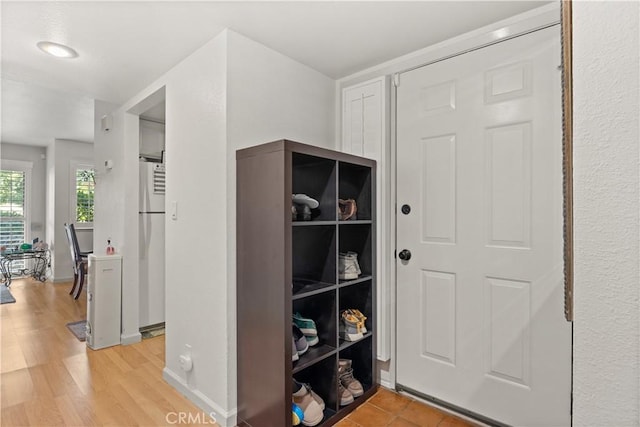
[
  {"x1": 1, "y1": 278, "x2": 217, "y2": 426},
  {"x1": 1, "y1": 278, "x2": 475, "y2": 427}
]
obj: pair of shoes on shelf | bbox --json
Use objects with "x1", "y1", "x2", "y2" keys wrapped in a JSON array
[
  {"x1": 291, "y1": 313, "x2": 320, "y2": 362},
  {"x1": 293, "y1": 194, "x2": 319, "y2": 209},
  {"x1": 293, "y1": 379, "x2": 325, "y2": 426},
  {"x1": 293, "y1": 194, "x2": 319, "y2": 221},
  {"x1": 339, "y1": 309, "x2": 367, "y2": 342},
  {"x1": 339, "y1": 252, "x2": 361, "y2": 280},
  {"x1": 292, "y1": 325, "x2": 309, "y2": 361},
  {"x1": 293, "y1": 312, "x2": 319, "y2": 346},
  {"x1": 338, "y1": 199, "x2": 357, "y2": 221},
  {"x1": 338, "y1": 359, "x2": 364, "y2": 406}
]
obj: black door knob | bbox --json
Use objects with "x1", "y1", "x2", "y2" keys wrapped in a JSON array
[{"x1": 398, "y1": 249, "x2": 412, "y2": 261}]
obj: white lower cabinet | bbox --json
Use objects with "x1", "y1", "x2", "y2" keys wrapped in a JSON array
[{"x1": 87, "y1": 254, "x2": 122, "y2": 350}]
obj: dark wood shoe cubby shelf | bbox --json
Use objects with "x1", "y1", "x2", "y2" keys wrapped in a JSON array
[{"x1": 237, "y1": 140, "x2": 377, "y2": 427}]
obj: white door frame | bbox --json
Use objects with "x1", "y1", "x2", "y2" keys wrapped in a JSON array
[{"x1": 386, "y1": 3, "x2": 562, "y2": 391}]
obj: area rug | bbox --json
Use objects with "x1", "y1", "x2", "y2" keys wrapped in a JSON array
[
  {"x1": 0, "y1": 286, "x2": 16, "y2": 304},
  {"x1": 66, "y1": 320, "x2": 87, "y2": 341}
]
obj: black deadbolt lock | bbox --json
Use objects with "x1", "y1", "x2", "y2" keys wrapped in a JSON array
[
  {"x1": 401, "y1": 204, "x2": 411, "y2": 215},
  {"x1": 398, "y1": 249, "x2": 412, "y2": 261}
]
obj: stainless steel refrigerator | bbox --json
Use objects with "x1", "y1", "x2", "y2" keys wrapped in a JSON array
[{"x1": 139, "y1": 161, "x2": 165, "y2": 328}]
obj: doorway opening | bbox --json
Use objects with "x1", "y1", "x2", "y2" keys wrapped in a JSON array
[{"x1": 129, "y1": 87, "x2": 166, "y2": 340}]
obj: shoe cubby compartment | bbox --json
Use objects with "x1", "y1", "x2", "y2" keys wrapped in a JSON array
[
  {"x1": 293, "y1": 153, "x2": 336, "y2": 221},
  {"x1": 338, "y1": 162, "x2": 372, "y2": 221},
  {"x1": 294, "y1": 356, "x2": 338, "y2": 420},
  {"x1": 338, "y1": 224, "x2": 373, "y2": 282},
  {"x1": 293, "y1": 226, "x2": 336, "y2": 295},
  {"x1": 293, "y1": 292, "x2": 337, "y2": 373},
  {"x1": 338, "y1": 337, "x2": 374, "y2": 399},
  {"x1": 339, "y1": 281, "x2": 373, "y2": 347}
]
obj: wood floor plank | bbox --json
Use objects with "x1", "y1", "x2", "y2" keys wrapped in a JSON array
[
  {"x1": 102, "y1": 345, "x2": 136, "y2": 373},
  {"x1": 1, "y1": 368, "x2": 34, "y2": 408},
  {"x1": 1, "y1": 342, "x2": 28, "y2": 373},
  {"x1": 27, "y1": 364, "x2": 56, "y2": 400},
  {"x1": 61, "y1": 352, "x2": 93, "y2": 396},
  {"x1": 24, "y1": 396, "x2": 66, "y2": 427},
  {"x1": 89, "y1": 388, "x2": 132, "y2": 426},
  {"x1": 109, "y1": 382, "x2": 160, "y2": 426},
  {"x1": 41, "y1": 360, "x2": 84, "y2": 398},
  {"x1": 54, "y1": 394, "x2": 91, "y2": 427},
  {"x1": 0, "y1": 402, "x2": 30, "y2": 426}
]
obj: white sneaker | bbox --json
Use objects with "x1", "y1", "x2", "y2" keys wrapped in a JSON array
[
  {"x1": 292, "y1": 194, "x2": 319, "y2": 209},
  {"x1": 347, "y1": 251, "x2": 361, "y2": 275},
  {"x1": 292, "y1": 381, "x2": 324, "y2": 426},
  {"x1": 339, "y1": 252, "x2": 361, "y2": 280}
]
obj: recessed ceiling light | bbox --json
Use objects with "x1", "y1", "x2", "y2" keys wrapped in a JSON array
[{"x1": 36, "y1": 41, "x2": 78, "y2": 59}]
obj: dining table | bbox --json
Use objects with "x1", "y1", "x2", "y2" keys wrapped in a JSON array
[{"x1": 0, "y1": 248, "x2": 51, "y2": 286}]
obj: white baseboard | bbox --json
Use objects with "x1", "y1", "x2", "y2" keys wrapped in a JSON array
[
  {"x1": 163, "y1": 367, "x2": 237, "y2": 427},
  {"x1": 120, "y1": 332, "x2": 142, "y2": 345},
  {"x1": 52, "y1": 276, "x2": 74, "y2": 283},
  {"x1": 380, "y1": 378, "x2": 394, "y2": 390}
]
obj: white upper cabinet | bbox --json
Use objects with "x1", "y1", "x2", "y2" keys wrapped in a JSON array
[
  {"x1": 139, "y1": 119, "x2": 165, "y2": 159},
  {"x1": 342, "y1": 77, "x2": 386, "y2": 160}
]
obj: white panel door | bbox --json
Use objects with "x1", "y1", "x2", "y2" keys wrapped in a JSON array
[{"x1": 396, "y1": 26, "x2": 570, "y2": 426}]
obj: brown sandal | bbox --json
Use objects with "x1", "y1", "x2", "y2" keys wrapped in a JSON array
[{"x1": 338, "y1": 199, "x2": 357, "y2": 220}]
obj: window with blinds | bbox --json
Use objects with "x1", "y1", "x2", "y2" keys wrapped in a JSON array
[
  {"x1": 75, "y1": 168, "x2": 95, "y2": 225},
  {"x1": 0, "y1": 169, "x2": 26, "y2": 249}
]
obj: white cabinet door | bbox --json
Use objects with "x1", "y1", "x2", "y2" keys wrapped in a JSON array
[
  {"x1": 139, "y1": 119, "x2": 165, "y2": 158},
  {"x1": 343, "y1": 78, "x2": 384, "y2": 159},
  {"x1": 342, "y1": 77, "x2": 391, "y2": 360}
]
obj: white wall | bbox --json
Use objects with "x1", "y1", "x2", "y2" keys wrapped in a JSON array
[
  {"x1": 0, "y1": 143, "x2": 47, "y2": 242},
  {"x1": 572, "y1": 2, "x2": 640, "y2": 425},
  {"x1": 225, "y1": 30, "x2": 336, "y2": 413},
  {"x1": 46, "y1": 143, "x2": 56, "y2": 261},
  {"x1": 226, "y1": 31, "x2": 335, "y2": 150},
  {"x1": 161, "y1": 32, "x2": 229, "y2": 418},
  {"x1": 47, "y1": 139, "x2": 93, "y2": 281},
  {"x1": 95, "y1": 99, "x2": 144, "y2": 345},
  {"x1": 94, "y1": 30, "x2": 232, "y2": 419},
  {"x1": 93, "y1": 100, "x2": 124, "y2": 258}
]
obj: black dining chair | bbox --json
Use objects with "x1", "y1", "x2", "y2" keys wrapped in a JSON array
[{"x1": 64, "y1": 223, "x2": 92, "y2": 299}]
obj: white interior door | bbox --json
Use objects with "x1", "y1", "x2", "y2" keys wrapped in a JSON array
[{"x1": 396, "y1": 26, "x2": 570, "y2": 426}]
